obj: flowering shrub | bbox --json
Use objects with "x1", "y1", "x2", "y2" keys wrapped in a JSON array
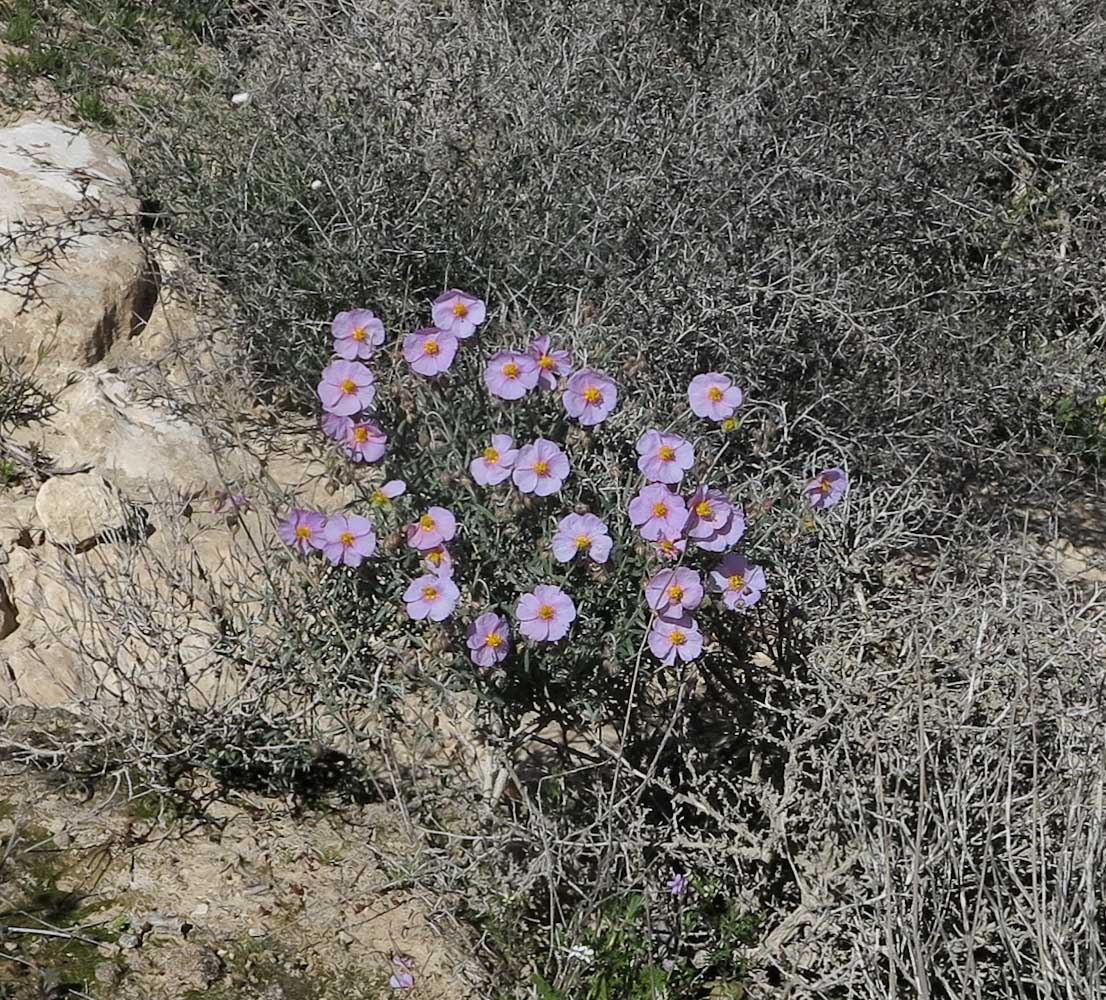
[{"x1": 275, "y1": 290, "x2": 849, "y2": 725}]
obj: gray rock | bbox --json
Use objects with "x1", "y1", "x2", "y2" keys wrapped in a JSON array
[{"x1": 34, "y1": 472, "x2": 129, "y2": 550}]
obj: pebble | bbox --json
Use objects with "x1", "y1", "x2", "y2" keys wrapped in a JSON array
[
  {"x1": 118, "y1": 933, "x2": 141, "y2": 950},
  {"x1": 247, "y1": 927, "x2": 266, "y2": 938},
  {"x1": 336, "y1": 930, "x2": 353, "y2": 947},
  {"x1": 190, "y1": 902, "x2": 210, "y2": 918}
]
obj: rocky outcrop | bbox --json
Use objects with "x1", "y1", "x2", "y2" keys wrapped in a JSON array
[
  {"x1": 0, "y1": 116, "x2": 157, "y2": 374},
  {"x1": 35, "y1": 471, "x2": 130, "y2": 550}
]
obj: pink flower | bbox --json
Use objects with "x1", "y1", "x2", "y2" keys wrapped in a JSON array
[
  {"x1": 389, "y1": 953, "x2": 416, "y2": 990},
  {"x1": 211, "y1": 491, "x2": 250, "y2": 514},
  {"x1": 695, "y1": 505, "x2": 746, "y2": 553},
  {"x1": 516, "y1": 584, "x2": 576, "y2": 642},
  {"x1": 684, "y1": 486, "x2": 733, "y2": 541},
  {"x1": 484, "y1": 350, "x2": 539, "y2": 400},
  {"x1": 709, "y1": 554, "x2": 767, "y2": 611},
  {"x1": 803, "y1": 467, "x2": 848, "y2": 510},
  {"x1": 332, "y1": 308, "x2": 385, "y2": 360},
  {"x1": 513, "y1": 439, "x2": 570, "y2": 496},
  {"x1": 432, "y1": 289, "x2": 486, "y2": 339},
  {"x1": 406, "y1": 506, "x2": 457, "y2": 550},
  {"x1": 403, "y1": 327, "x2": 459, "y2": 377},
  {"x1": 278, "y1": 509, "x2": 326, "y2": 554},
  {"x1": 648, "y1": 615, "x2": 704, "y2": 665},
  {"x1": 318, "y1": 360, "x2": 375, "y2": 415},
  {"x1": 563, "y1": 369, "x2": 618, "y2": 426},
  {"x1": 551, "y1": 512, "x2": 612, "y2": 564},
  {"x1": 528, "y1": 335, "x2": 572, "y2": 391},
  {"x1": 466, "y1": 612, "x2": 511, "y2": 667},
  {"x1": 644, "y1": 567, "x2": 704, "y2": 617},
  {"x1": 370, "y1": 480, "x2": 406, "y2": 506},
  {"x1": 688, "y1": 373, "x2": 744, "y2": 422},
  {"x1": 404, "y1": 573, "x2": 460, "y2": 622},
  {"x1": 470, "y1": 433, "x2": 518, "y2": 487},
  {"x1": 421, "y1": 544, "x2": 453, "y2": 577},
  {"x1": 320, "y1": 514, "x2": 377, "y2": 567},
  {"x1": 322, "y1": 412, "x2": 353, "y2": 443},
  {"x1": 344, "y1": 418, "x2": 388, "y2": 463},
  {"x1": 628, "y1": 484, "x2": 688, "y2": 541},
  {"x1": 654, "y1": 536, "x2": 688, "y2": 561},
  {"x1": 636, "y1": 429, "x2": 695, "y2": 484}
]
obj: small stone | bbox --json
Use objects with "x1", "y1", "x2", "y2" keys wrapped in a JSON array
[
  {"x1": 118, "y1": 932, "x2": 140, "y2": 950},
  {"x1": 247, "y1": 927, "x2": 266, "y2": 938},
  {"x1": 94, "y1": 961, "x2": 120, "y2": 986},
  {"x1": 35, "y1": 473, "x2": 129, "y2": 550},
  {"x1": 190, "y1": 902, "x2": 210, "y2": 918},
  {"x1": 336, "y1": 930, "x2": 353, "y2": 947}
]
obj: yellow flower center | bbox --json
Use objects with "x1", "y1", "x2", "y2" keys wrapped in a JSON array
[
  {"x1": 667, "y1": 584, "x2": 684, "y2": 602},
  {"x1": 720, "y1": 417, "x2": 737, "y2": 433},
  {"x1": 503, "y1": 361, "x2": 520, "y2": 379},
  {"x1": 538, "y1": 354, "x2": 555, "y2": 370},
  {"x1": 708, "y1": 385, "x2": 723, "y2": 402},
  {"x1": 658, "y1": 444, "x2": 675, "y2": 461},
  {"x1": 728, "y1": 574, "x2": 745, "y2": 590},
  {"x1": 669, "y1": 629, "x2": 687, "y2": 646},
  {"x1": 695, "y1": 500, "x2": 713, "y2": 517},
  {"x1": 533, "y1": 460, "x2": 549, "y2": 476},
  {"x1": 421, "y1": 584, "x2": 438, "y2": 601},
  {"x1": 353, "y1": 426, "x2": 369, "y2": 443},
  {"x1": 659, "y1": 539, "x2": 676, "y2": 555},
  {"x1": 818, "y1": 479, "x2": 831, "y2": 493},
  {"x1": 340, "y1": 378, "x2": 357, "y2": 395},
  {"x1": 419, "y1": 514, "x2": 435, "y2": 531},
  {"x1": 427, "y1": 550, "x2": 442, "y2": 566},
  {"x1": 351, "y1": 326, "x2": 366, "y2": 341},
  {"x1": 651, "y1": 501, "x2": 669, "y2": 518},
  {"x1": 339, "y1": 531, "x2": 354, "y2": 547},
  {"x1": 483, "y1": 447, "x2": 500, "y2": 465},
  {"x1": 423, "y1": 339, "x2": 440, "y2": 356},
  {"x1": 582, "y1": 386, "x2": 602, "y2": 404},
  {"x1": 295, "y1": 525, "x2": 312, "y2": 539},
  {"x1": 575, "y1": 534, "x2": 591, "y2": 550},
  {"x1": 452, "y1": 301, "x2": 468, "y2": 317},
  {"x1": 371, "y1": 490, "x2": 389, "y2": 505},
  {"x1": 486, "y1": 632, "x2": 503, "y2": 648},
  {"x1": 538, "y1": 604, "x2": 555, "y2": 620}
]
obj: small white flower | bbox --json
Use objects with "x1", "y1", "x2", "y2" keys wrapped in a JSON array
[
  {"x1": 563, "y1": 944, "x2": 594, "y2": 963},
  {"x1": 231, "y1": 91, "x2": 251, "y2": 106},
  {"x1": 310, "y1": 179, "x2": 323, "y2": 191}
]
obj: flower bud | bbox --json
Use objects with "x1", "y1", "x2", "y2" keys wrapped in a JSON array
[
  {"x1": 417, "y1": 431, "x2": 431, "y2": 448},
  {"x1": 439, "y1": 470, "x2": 453, "y2": 488},
  {"x1": 383, "y1": 530, "x2": 404, "y2": 553}
]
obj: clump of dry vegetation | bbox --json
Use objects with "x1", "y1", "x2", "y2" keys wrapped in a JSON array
[{"x1": 2, "y1": 0, "x2": 1105, "y2": 996}]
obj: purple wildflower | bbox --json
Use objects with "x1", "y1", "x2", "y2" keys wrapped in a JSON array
[
  {"x1": 432, "y1": 289, "x2": 486, "y2": 339},
  {"x1": 636, "y1": 429, "x2": 695, "y2": 485},
  {"x1": 644, "y1": 567, "x2": 704, "y2": 617},
  {"x1": 406, "y1": 506, "x2": 457, "y2": 551},
  {"x1": 484, "y1": 350, "x2": 540, "y2": 400},
  {"x1": 709, "y1": 554, "x2": 767, "y2": 611},
  {"x1": 528, "y1": 335, "x2": 571, "y2": 391},
  {"x1": 211, "y1": 491, "x2": 250, "y2": 514},
  {"x1": 421, "y1": 544, "x2": 453, "y2": 577},
  {"x1": 803, "y1": 467, "x2": 848, "y2": 510},
  {"x1": 516, "y1": 585, "x2": 576, "y2": 642},
  {"x1": 403, "y1": 327, "x2": 459, "y2": 377},
  {"x1": 563, "y1": 369, "x2": 618, "y2": 426},
  {"x1": 403, "y1": 573, "x2": 460, "y2": 622},
  {"x1": 688, "y1": 373, "x2": 744, "y2": 422},
  {"x1": 551, "y1": 513, "x2": 612, "y2": 564},
  {"x1": 512, "y1": 439, "x2": 570, "y2": 496},
  {"x1": 322, "y1": 412, "x2": 353, "y2": 443},
  {"x1": 317, "y1": 360, "x2": 375, "y2": 416},
  {"x1": 628, "y1": 484, "x2": 688, "y2": 542},
  {"x1": 278, "y1": 509, "x2": 326, "y2": 554},
  {"x1": 685, "y1": 486, "x2": 733, "y2": 541},
  {"x1": 695, "y1": 504, "x2": 746, "y2": 553},
  {"x1": 466, "y1": 612, "x2": 511, "y2": 667},
  {"x1": 654, "y1": 536, "x2": 688, "y2": 561},
  {"x1": 370, "y1": 480, "x2": 406, "y2": 506},
  {"x1": 648, "y1": 615, "x2": 704, "y2": 666},
  {"x1": 332, "y1": 308, "x2": 385, "y2": 361},
  {"x1": 470, "y1": 433, "x2": 519, "y2": 487},
  {"x1": 344, "y1": 418, "x2": 387, "y2": 463},
  {"x1": 320, "y1": 514, "x2": 377, "y2": 567},
  {"x1": 666, "y1": 873, "x2": 691, "y2": 896},
  {"x1": 389, "y1": 954, "x2": 416, "y2": 990}
]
